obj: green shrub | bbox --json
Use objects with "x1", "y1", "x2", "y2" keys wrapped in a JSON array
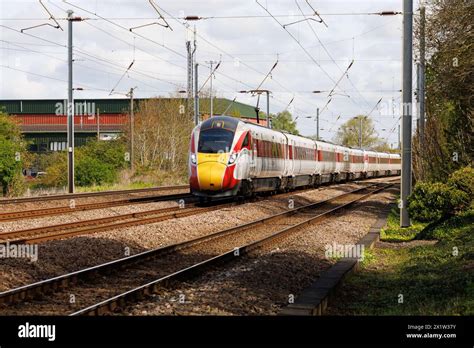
[
  {"x1": 408, "y1": 182, "x2": 469, "y2": 222},
  {"x1": 448, "y1": 166, "x2": 474, "y2": 198},
  {"x1": 39, "y1": 155, "x2": 67, "y2": 188},
  {"x1": 0, "y1": 112, "x2": 26, "y2": 196},
  {"x1": 77, "y1": 139, "x2": 127, "y2": 170},
  {"x1": 40, "y1": 139, "x2": 126, "y2": 188},
  {"x1": 75, "y1": 156, "x2": 116, "y2": 186}
]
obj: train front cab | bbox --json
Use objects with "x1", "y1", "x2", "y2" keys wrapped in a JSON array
[{"x1": 189, "y1": 116, "x2": 250, "y2": 198}]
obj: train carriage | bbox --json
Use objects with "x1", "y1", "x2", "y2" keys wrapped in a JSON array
[
  {"x1": 315, "y1": 140, "x2": 337, "y2": 181},
  {"x1": 334, "y1": 145, "x2": 351, "y2": 181},
  {"x1": 189, "y1": 116, "x2": 400, "y2": 199},
  {"x1": 285, "y1": 133, "x2": 318, "y2": 187},
  {"x1": 349, "y1": 148, "x2": 365, "y2": 179}
]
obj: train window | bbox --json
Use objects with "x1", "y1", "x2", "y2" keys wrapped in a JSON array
[{"x1": 198, "y1": 129, "x2": 234, "y2": 153}]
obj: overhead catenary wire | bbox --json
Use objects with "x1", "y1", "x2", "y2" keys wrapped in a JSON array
[
  {"x1": 1, "y1": 1, "x2": 401, "y2": 139},
  {"x1": 0, "y1": 12, "x2": 402, "y2": 21},
  {"x1": 108, "y1": 60, "x2": 135, "y2": 95}
]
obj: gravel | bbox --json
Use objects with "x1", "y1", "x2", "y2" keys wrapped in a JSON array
[
  {"x1": 0, "y1": 177, "x2": 397, "y2": 309},
  {"x1": 0, "y1": 187, "x2": 189, "y2": 214},
  {"x1": 123, "y1": 186, "x2": 399, "y2": 315}
]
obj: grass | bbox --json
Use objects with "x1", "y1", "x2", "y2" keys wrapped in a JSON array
[
  {"x1": 75, "y1": 181, "x2": 156, "y2": 193},
  {"x1": 380, "y1": 207, "x2": 428, "y2": 242},
  {"x1": 328, "y1": 209, "x2": 474, "y2": 315}
]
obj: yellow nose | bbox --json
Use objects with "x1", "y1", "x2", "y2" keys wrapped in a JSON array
[{"x1": 197, "y1": 153, "x2": 228, "y2": 190}]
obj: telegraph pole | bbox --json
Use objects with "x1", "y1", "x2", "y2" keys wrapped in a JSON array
[
  {"x1": 127, "y1": 87, "x2": 136, "y2": 172},
  {"x1": 401, "y1": 0, "x2": 413, "y2": 227},
  {"x1": 194, "y1": 63, "x2": 199, "y2": 125},
  {"x1": 67, "y1": 10, "x2": 75, "y2": 194},
  {"x1": 418, "y1": 5, "x2": 426, "y2": 143},
  {"x1": 398, "y1": 124, "x2": 401, "y2": 150},
  {"x1": 186, "y1": 39, "x2": 193, "y2": 115},
  {"x1": 266, "y1": 90, "x2": 270, "y2": 128},
  {"x1": 96, "y1": 108, "x2": 100, "y2": 140},
  {"x1": 210, "y1": 61, "x2": 213, "y2": 117},
  {"x1": 316, "y1": 107, "x2": 319, "y2": 140},
  {"x1": 359, "y1": 116, "x2": 363, "y2": 148},
  {"x1": 206, "y1": 60, "x2": 218, "y2": 117}
]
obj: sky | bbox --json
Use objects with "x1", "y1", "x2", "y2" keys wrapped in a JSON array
[{"x1": 0, "y1": 0, "x2": 423, "y2": 147}]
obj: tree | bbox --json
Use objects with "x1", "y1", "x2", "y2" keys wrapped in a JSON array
[
  {"x1": 334, "y1": 116, "x2": 379, "y2": 148},
  {"x1": 40, "y1": 139, "x2": 127, "y2": 188},
  {"x1": 372, "y1": 141, "x2": 399, "y2": 154},
  {"x1": 0, "y1": 111, "x2": 26, "y2": 196},
  {"x1": 271, "y1": 110, "x2": 299, "y2": 135},
  {"x1": 412, "y1": 0, "x2": 473, "y2": 182},
  {"x1": 131, "y1": 98, "x2": 194, "y2": 176}
]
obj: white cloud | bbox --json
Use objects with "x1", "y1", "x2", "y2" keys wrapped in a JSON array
[{"x1": 0, "y1": 0, "x2": 412, "y2": 145}]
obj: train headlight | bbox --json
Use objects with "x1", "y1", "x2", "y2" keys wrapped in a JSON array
[
  {"x1": 228, "y1": 152, "x2": 237, "y2": 165},
  {"x1": 191, "y1": 153, "x2": 197, "y2": 164}
]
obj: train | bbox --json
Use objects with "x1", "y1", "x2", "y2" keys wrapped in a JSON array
[{"x1": 189, "y1": 116, "x2": 401, "y2": 199}]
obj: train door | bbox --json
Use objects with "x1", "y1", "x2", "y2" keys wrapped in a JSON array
[
  {"x1": 294, "y1": 140, "x2": 302, "y2": 175},
  {"x1": 287, "y1": 137, "x2": 296, "y2": 176},
  {"x1": 251, "y1": 131, "x2": 260, "y2": 177},
  {"x1": 282, "y1": 133, "x2": 291, "y2": 177}
]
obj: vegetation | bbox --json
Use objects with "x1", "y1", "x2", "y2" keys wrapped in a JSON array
[
  {"x1": 129, "y1": 98, "x2": 194, "y2": 180},
  {"x1": 412, "y1": 0, "x2": 473, "y2": 182},
  {"x1": 381, "y1": 207, "x2": 427, "y2": 242},
  {"x1": 0, "y1": 111, "x2": 27, "y2": 196},
  {"x1": 329, "y1": 166, "x2": 474, "y2": 315},
  {"x1": 329, "y1": 209, "x2": 474, "y2": 315},
  {"x1": 271, "y1": 110, "x2": 299, "y2": 135},
  {"x1": 38, "y1": 139, "x2": 128, "y2": 188},
  {"x1": 408, "y1": 166, "x2": 473, "y2": 222},
  {"x1": 334, "y1": 115, "x2": 395, "y2": 151},
  {"x1": 407, "y1": 182, "x2": 469, "y2": 222}
]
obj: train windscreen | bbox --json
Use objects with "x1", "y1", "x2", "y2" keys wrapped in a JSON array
[{"x1": 198, "y1": 128, "x2": 234, "y2": 153}]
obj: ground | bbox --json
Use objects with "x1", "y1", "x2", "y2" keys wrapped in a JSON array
[{"x1": 326, "y1": 209, "x2": 474, "y2": 315}]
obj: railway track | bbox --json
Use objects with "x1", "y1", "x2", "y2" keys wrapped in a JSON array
[
  {"x1": 0, "y1": 192, "x2": 193, "y2": 222},
  {"x1": 0, "y1": 180, "x2": 396, "y2": 315},
  {"x1": 0, "y1": 199, "x2": 234, "y2": 244},
  {"x1": 0, "y1": 178, "x2": 392, "y2": 244},
  {"x1": 0, "y1": 184, "x2": 189, "y2": 205}
]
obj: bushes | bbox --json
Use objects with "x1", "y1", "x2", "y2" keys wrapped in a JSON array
[
  {"x1": 447, "y1": 166, "x2": 474, "y2": 198},
  {"x1": 75, "y1": 157, "x2": 116, "y2": 186},
  {"x1": 74, "y1": 139, "x2": 127, "y2": 186},
  {"x1": 40, "y1": 139, "x2": 127, "y2": 188},
  {"x1": 0, "y1": 112, "x2": 26, "y2": 196},
  {"x1": 408, "y1": 167, "x2": 472, "y2": 222}
]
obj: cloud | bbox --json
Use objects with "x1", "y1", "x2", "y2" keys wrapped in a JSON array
[{"x1": 0, "y1": 0, "x2": 407, "y2": 145}]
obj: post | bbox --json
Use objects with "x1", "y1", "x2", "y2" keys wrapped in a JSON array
[
  {"x1": 266, "y1": 91, "x2": 270, "y2": 128},
  {"x1": 186, "y1": 40, "x2": 193, "y2": 114},
  {"x1": 401, "y1": 0, "x2": 413, "y2": 227},
  {"x1": 129, "y1": 88, "x2": 135, "y2": 172},
  {"x1": 194, "y1": 63, "x2": 199, "y2": 125},
  {"x1": 209, "y1": 61, "x2": 214, "y2": 117},
  {"x1": 96, "y1": 108, "x2": 100, "y2": 140},
  {"x1": 398, "y1": 124, "x2": 401, "y2": 150},
  {"x1": 67, "y1": 10, "x2": 74, "y2": 194},
  {"x1": 359, "y1": 116, "x2": 363, "y2": 148},
  {"x1": 316, "y1": 107, "x2": 319, "y2": 140},
  {"x1": 419, "y1": 5, "x2": 425, "y2": 143}
]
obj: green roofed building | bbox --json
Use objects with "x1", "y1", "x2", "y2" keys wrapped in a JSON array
[{"x1": 0, "y1": 97, "x2": 267, "y2": 153}]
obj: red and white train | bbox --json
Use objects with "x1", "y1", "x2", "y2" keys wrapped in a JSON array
[{"x1": 189, "y1": 116, "x2": 400, "y2": 198}]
